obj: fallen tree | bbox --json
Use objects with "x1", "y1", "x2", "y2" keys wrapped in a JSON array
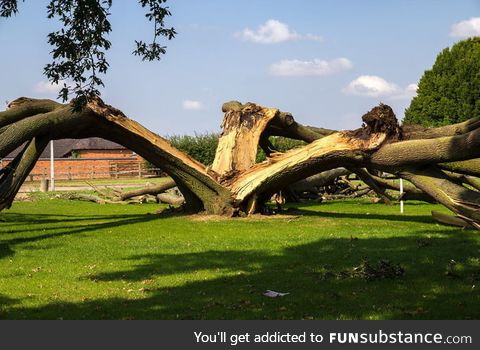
[
  {"x1": 116, "y1": 179, "x2": 177, "y2": 201},
  {"x1": 1, "y1": 97, "x2": 480, "y2": 228},
  {"x1": 65, "y1": 179, "x2": 183, "y2": 205}
]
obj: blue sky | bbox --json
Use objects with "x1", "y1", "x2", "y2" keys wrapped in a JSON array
[{"x1": 1, "y1": 0, "x2": 479, "y2": 135}]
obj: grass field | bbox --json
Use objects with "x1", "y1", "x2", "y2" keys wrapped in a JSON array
[{"x1": 0, "y1": 197, "x2": 479, "y2": 319}]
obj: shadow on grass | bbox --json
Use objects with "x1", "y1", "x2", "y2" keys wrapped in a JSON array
[
  {"x1": 0, "y1": 213, "x2": 160, "y2": 259},
  {"x1": 0, "y1": 212, "x2": 159, "y2": 230},
  {"x1": 288, "y1": 204, "x2": 436, "y2": 225},
  {"x1": 3, "y1": 229, "x2": 480, "y2": 320},
  {"x1": 0, "y1": 294, "x2": 18, "y2": 306},
  {"x1": 1, "y1": 201, "x2": 478, "y2": 319},
  {"x1": 298, "y1": 209, "x2": 434, "y2": 224}
]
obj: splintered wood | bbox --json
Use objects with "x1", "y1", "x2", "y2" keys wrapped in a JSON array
[{"x1": 211, "y1": 103, "x2": 278, "y2": 175}]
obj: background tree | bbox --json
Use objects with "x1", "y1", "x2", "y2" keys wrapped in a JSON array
[
  {"x1": 404, "y1": 37, "x2": 480, "y2": 127},
  {"x1": 0, "y1": 0, "x2": 176, "y2": 107}
]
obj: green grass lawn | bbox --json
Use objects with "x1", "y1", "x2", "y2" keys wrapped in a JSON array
[{"x1": 0, "y1": 197, "x2": 479, "y2": 320}]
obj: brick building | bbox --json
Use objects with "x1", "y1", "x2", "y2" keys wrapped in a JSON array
[{"x1": 1, "y1": 138, "x2": 149, "y2": 180}]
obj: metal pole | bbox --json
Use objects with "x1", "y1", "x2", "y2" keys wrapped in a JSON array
[
  {"x1": 50, "y1": 141, "x2": 55, "y2": 191},
  {"x1": 399, "y1": 178, "x2": 404, "y2": 214}
]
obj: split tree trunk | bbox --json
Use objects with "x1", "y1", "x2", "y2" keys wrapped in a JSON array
[{"x1": 2, "y1": 97, "x2": 480, "y2": 228}]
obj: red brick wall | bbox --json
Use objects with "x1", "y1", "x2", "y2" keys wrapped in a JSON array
[
  {"x1": 76, "y1": 149, "x2": 136, "y2": 158},
  {"x1": 0, "y1": 156, "x2": 152, "y2": 181}
]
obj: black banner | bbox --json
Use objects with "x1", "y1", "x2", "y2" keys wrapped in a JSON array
[{"x1": 0, "y1": 320, "x2": 477, "y2": 349}]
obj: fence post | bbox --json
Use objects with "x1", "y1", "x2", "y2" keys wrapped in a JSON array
[{"x1": 138, "y1": 163, "x2": 142, "y2": 178}]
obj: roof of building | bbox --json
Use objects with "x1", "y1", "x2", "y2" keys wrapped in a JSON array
[{"x1": 4, "y1": 138, "x2": 127, "y2": 159}]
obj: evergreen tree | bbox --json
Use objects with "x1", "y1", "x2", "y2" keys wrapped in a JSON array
[{"x1": 404, "y1": 37, "x2": 480, "y2": 126}]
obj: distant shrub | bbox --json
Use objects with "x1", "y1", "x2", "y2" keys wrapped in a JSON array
[
  {"x1": 164, "y1": 133, "x2": 305, "y2": 166},
  {"x1": 168, "y1": 133, "x2": 219, "y2": 166}
]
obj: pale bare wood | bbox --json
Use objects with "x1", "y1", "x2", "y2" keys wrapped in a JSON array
[{"x1": 211, "y1": 104, "x2": 278, "y2": 175}]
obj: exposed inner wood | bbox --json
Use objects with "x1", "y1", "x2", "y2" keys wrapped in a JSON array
[{"x1": 211, "y1": 102, "x2": 278, "y2": 176}]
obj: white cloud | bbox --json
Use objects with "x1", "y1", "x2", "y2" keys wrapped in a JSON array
[
  {"x1": 390, "y1": 83, "x2": 418, "y2": 100},
  {"x1": 236, "y1": 19, "x2": 322, "y2": 44},
  {"x1": 182, "y1": 99, "x2": 204, "y2": 110},
  {"x1": 34, "y1": 80, "x2": 66, "y2": 94},
  {"x1": 343, "y1": 76, "x2": 417, "y2": 100},
  {"x1": 269, "y1": 58, "x2": 352, "y2": 77},
  {"x1": 405, "y1": 83, "x2": 418, "y2": 94},
  {"x1": 450, "y1": 17, "x2": 480, "y2": 38},
  {"x1": 343, "y1": 75, "x2": 400, "y2": 97}
]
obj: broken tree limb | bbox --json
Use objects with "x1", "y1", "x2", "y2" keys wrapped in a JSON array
[
  {"x1": 59, "y1": 192, "x2": 126, "y2": 204},
  {"x1": 118, "y1": 179, "x2": 177, "y2": 201},
  {"x1": 369, "y1": 127, "x2": 480, "y2": 170},
  {"x1": 348, "y1": 167, "x2": 393, "y2": 204},
  {"x1": 212, "y1": 102, "x2": 278, "y2": 175},
  {"x1": 230, "y1": 104, "x2": 400, "y2": 205},
  {"x1": 0, "y1": 137, "x2": 49, "y2": 210},
  {"x1": 463, "y1": 175, "x2": 480, "y2": 191},
  {"x1": 403, "y1": 117, "x2": 480, "y2": 140},
  {"x1": 368, "y1": 173, "x2": 423, "y2": 194},
  {"x1": 3, "y1": 97, "x2": 480, "y2": 228},
  {"x1": 440, "y1": 171, "x2": 480, "y2": 191},
  {"x1": 431, "y1": 210, "x2": 475, "y2": 229},
  {"x1": 289, "y1": 168, "x2": 350, "y2": 195},
  {"x1": 400, "y1": 166, "x2": 480, "y2": 229},
  {"x1": 323, "y1": 188, "x2": 372, "y2": 200},
  {"x1": 438, "y1": 159, "x2": 480, "y2": 177},
  {"x1": 157, "y1": 193, "x2": 185, "y2": 206},
  {"x1": 0, "y1": 98, "x2": 62, "y2": 129}
]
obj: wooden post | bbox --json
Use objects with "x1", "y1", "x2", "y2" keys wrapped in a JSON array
[
  {"x1": 50, "y1": 141, "x2": 55, "y2": 191},
  {"x1": 138, "y1": 163, "x2": 142, "y2": 178},
  {"x1": 40, "y1": 179, "x2": 49, "y2": 192}
]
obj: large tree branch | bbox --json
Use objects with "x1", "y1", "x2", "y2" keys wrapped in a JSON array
[
  {"x1": 403, "y1": 117, "x2": 480, "y2": 140},
  {"x1": 438, "y1": 159, "x2": 480, "y2": 177},
  {"x1": 0, "y1": 98, "x2": 62, "y2": 129},
  {"x1": 369, "y1": 128, "x2": 480, "y2": 170},
  {"x1": 400, "y1": 166, "x2": 480, "y2": 228},
  {"x1": 3, "y1": 97, "x2": 480, "y2": 228},
  {"x1": 0, "y1": 137, "x2": 49, "y2": 210}
]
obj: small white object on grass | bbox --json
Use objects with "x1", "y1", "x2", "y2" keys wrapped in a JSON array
[{"x1": 263, "y1": 290, "x2": 289, "y2": 298}]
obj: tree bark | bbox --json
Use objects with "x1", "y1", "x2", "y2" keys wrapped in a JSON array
[
  {"x1": 3, "y1": 97, "x2": 480, "y2": 228},
  {"x1": 400, "y1": 166, "x2": 480, "y2": 229},
  {"x1": 117, "y1": 179, "x2": 177, "y2": 201}
]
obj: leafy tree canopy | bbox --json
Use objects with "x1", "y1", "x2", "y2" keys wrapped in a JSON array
[
  {"x1": 404, "y1": 37, "x2": 480, "y2": 127},
  {"x1": 0, "y1": 0, "x2": 176, "y2": 107}
]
